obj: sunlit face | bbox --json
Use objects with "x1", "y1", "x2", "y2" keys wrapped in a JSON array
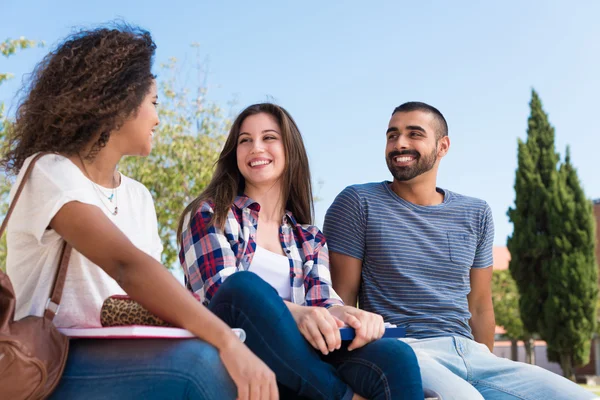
[
  {"x1": 236, "y1": 112, "x2": 286, "y2": 190},
  {"x1": 385, "y1": 110, "x2": 447, "y2": 182},
  {"x1": 114, "y1": 80, "x2": 159, "y2": 156}
]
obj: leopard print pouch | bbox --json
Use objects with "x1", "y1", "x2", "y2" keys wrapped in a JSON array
[{"x1": 100, "y1": 295, "x2": 172, "y2": 327}]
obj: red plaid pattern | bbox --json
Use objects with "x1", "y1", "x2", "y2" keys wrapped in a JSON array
[{"x1": 179, "y1": 195, "x2": 343, "y2": 308}]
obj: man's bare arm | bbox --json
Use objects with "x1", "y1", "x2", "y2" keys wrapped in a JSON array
[
  {"x1": 329, "y1": 251, "x2": 362, "y2": 306},
  {"x1": 468, "y1": 266, "x2": 495, "y2": 351}
]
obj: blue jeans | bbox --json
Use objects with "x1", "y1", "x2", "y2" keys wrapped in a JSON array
[
  {"x1": 49, "y1": 338, "x2": 237, "y2": 399},
  {"x1": 404, "y1": 336, "x2": 598, "y2": 400},
  {"x1": 209, "y1": 271, "x2": 423, "y2": 400}
]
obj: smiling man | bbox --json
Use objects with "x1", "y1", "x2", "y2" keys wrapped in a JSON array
[{"x1": 323, "y1": 102, "x2": 597, "y2": 400}]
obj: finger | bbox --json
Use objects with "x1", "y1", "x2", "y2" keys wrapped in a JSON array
[
  {"x1": 299, "y1": 325, "x2": 319, "y2": 350},
  {"x1": 348, "y1": 324, "x2": 369, "y2": 351},
  {"x1": 321, "y1": 313, "x2": 341, "y2": 351},
  {"x1": 366, "y1": 316, "x2": 376, "y2": 342},
  {"x1": 378, "y1": 318, "x2": 386, "y2": 339},
  {"x1": 344, "y1": 313, "x2": 362, "y2": 330},
  {"x1": 319, "y1": 313, "x2": 337, "y2": 352},
  {"x1": 348, "y1": 329, "x2": 362, "y2": 351},
  {"x1": 237, "y1": 382, "x2": 249, "y2": 400},
  {"x1": 250, "y1": 381, "x2": 260, "y2": 400},
  {"x1": 348, "y1": 336, "x2": 365, "y2": 351},
  {"x1": 360, "y1": 315, "x2": 371, "y2": 342},
  {"x1": 307, "y1": 321, "x2": 329, "y2": 354},
  {"x1": 270, "y1": 374, "x2": 279, "y2": 400},
  {"x1": 332, "y1": 316, "x2": 342, "y2": 349}
]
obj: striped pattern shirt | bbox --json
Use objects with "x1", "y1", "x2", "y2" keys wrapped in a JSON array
[
  {"x1": 323, "y1": 182, "x2": 494, "y2": 340},
  {"x1": 179, "y1": 195, "x2": 343, "y2": 308}
]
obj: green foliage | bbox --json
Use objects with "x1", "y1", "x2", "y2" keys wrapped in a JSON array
[
  {"x1": 507, "y1": 89, "x2": 560, "y2": 335},
  {"x1": 492, "y1": 269, "x2": 531, "y2": 341},
  {"x1": 119, "y1": 58, "x2": 229, "y2": 267},
  {"x1": 508, "y1": 90, "x2": 598, "y2": 379},
  {"x1": 0, "y1": 37, "x2": 42, "y2": 85},
  {"x1": 0, "y1": 37, "x2": 42, "y2": 269},
  {"x1": 543, "y1": 147, "x2": 598, "y2": 378},
  {"x1": 0, "y1": 103, "x2": 10, "y2": 269}
]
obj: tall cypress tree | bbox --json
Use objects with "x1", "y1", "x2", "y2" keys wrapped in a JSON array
[
  {"x1": 507, "y1": 90, "x2": 560, "y2": 335},
  {"x1": 543, "y1": 147, "x2": 598, "y2": 379},
  {"x1": 508, "y1": 91, "x2": 598, "y2": 379}
]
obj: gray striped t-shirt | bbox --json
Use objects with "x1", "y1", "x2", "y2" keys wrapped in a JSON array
[{"x1": 323, "y1": 182, "x2": 494, "y2": 340}]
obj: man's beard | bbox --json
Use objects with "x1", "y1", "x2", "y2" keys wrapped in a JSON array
[{"x1": 386, "y1": 146, "x2": 438, "y2": 182}]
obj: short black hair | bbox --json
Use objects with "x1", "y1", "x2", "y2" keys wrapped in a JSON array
[{"x1": 392, "y1": 102, "x2": 448, "y2": 139}]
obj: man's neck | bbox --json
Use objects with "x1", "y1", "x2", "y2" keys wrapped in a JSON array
[{"x1": 389, "y1": 177, "x2": 444, "y2": 206}]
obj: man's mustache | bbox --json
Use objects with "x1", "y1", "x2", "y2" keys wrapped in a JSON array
[{"x1": 387, "y1": 150, "x2": 420, "y2": 159}]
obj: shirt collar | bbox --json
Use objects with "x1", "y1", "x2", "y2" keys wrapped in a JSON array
[
  {"x1": 234, "y1": 194, "x2": 297, "y2": 226},
  {"x1": 233, "y1": 194, "x2": 259, "y2": 211}
]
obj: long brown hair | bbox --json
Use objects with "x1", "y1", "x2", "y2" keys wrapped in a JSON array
[
  {"x1": 1, "y1": 24, "x2": 156, "y2": 173},
  {"x1": 177, "y1": 103, "x2": 314, "y2": 240}
]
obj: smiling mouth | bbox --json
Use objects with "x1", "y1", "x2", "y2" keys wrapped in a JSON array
[
  {"x1": 391, "y1": 155, "x2": 418, "y2": 166},
  {"x1": 249, "y1": 160, "x2": 272, "y2": 167}
]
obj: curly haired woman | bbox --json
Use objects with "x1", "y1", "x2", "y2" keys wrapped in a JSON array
[{"x1": 3, "y1": 24, "x2": 277, "y2": 400}]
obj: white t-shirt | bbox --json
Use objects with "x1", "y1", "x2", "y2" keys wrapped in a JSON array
[
  {"x1": 249, "y1": 245, "x2": 291, "y2": 301},
  {"x1": 6, "y1": 154, "x2": 163, "y2": 328}
]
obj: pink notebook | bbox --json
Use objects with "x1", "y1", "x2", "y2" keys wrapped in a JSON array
[{"x1": 58, "y1": 326, "x2": 246, "y2": 342}]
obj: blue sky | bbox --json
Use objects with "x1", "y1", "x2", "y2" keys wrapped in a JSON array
[{"x1": 2, "y1": 1, "x2": 599, "y2": 246}]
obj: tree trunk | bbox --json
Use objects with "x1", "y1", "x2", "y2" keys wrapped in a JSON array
[
  {"x1": 510, "y1": 339, "x2": 518, "y2": 361},
  {"x1": 559, "y1": 352, "x2": 575, "y2": 381},
  {"x1": 524, "y1": 338, "x2": 535, "y2": 364}
]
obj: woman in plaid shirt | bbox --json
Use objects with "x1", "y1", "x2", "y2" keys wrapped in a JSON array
[{"x1": 178, "y1": 103, "x2": 424, "y2": 400}]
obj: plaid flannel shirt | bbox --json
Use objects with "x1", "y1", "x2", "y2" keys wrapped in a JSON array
[{"x1": 179, "y1": 195, "x2": 344, "y2": 308}]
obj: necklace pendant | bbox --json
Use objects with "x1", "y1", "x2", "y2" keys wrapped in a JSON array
[
  {"x1": 113, "y1": 207, "x2": 118, "y2": 216},
  {"x1": 108, "y1": 193, "x2": 114, "y2": 202}
]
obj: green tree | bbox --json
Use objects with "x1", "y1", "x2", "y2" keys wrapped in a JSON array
[
  {"x1": 0, "y1": 37, "x2": 40, "y2": 85},
  {"x1": 492, "y1": 269, "x2": 534, "y2": 362},
  {"x1": 543, "y1": 147, "x2": 598, "y2": 380},
  {"x1": 507, "y1": 89, "x2": 560, "y2": 336},
  {"x1": 508, "y1": 90, "x2": 598, "y2": 379},
  {"x1": 0, "y1": 37, "x2": 42, "y2": 269}
]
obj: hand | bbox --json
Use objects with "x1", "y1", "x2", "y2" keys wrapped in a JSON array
[
  {"x1": 291, "y1": 305, "x2": 344, "y2": 355},
  {"x1": 219, "y1": 337, "x2": 279, "y2": 400},
  {"x1": 328, "y1": 306, "x2": 385, "y2": 351}
]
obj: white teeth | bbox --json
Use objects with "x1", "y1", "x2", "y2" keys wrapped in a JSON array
[
  {"x1": 395, "y1": 156, "x2": 414, "y2": 163},
  {"x1": 250, "y1": 160, "x2": 271, "y2": 167}
]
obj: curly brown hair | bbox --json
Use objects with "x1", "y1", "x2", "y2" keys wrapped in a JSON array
[{"x1": 1, "y1": 24, "x2": 156, "y2": 174}]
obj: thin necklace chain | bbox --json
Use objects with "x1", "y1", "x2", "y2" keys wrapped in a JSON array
[{"x1": 78, "y1": 155, "x2": 119, "y2": 216}]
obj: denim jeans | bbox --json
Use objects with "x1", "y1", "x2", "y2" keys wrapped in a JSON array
[
  {"x1": 403, "y1": 335, "x2": 598, "y2": 400},
  {"x1": 49, "y1": 338, "x2": 237, "y2": 399},
  {"x1": 209, "y1": 271, "x2": 424, "y2": 400}
]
